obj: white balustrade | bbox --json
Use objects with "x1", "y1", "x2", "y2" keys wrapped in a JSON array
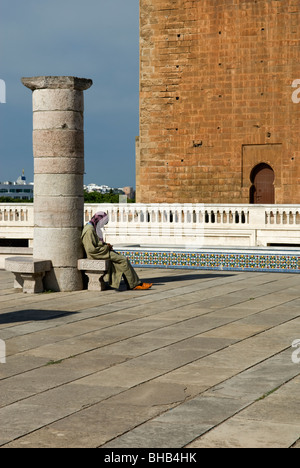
[
  {"x1": 0, "y1": 203, "x2": 34, "y2": 245},
  {"x1": 1, "y1": 203, "x2": 299, "y2": 249},
  {"x1": 85, "y1": 203, "x2": 300, "y2": 247}
]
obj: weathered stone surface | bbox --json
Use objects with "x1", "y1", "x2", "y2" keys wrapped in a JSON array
[
  {"x1": 32, "y1": 89, "x2": 84, "y2": 112},
  {"x1": 5, "y1": 257, "x2": 52, "y2": 294},
  {"x1": 21, "y1": 272, "x2": 45, "y2": 294},
  {"x1": 34, "y1": 196, "x2": 84, "y2": 228},
  {"x1": 34, "y1": 173, "x2": 83, "y2": 197},
  {"x1": 78, "y1": 259, "x2": 110, "y2": 291},
  {"x1": 34, "y1": 157, "x2": 84, "y2": 175},
  {"x1": 78, "y1": 259, "x2": 110, "y2": 271},
  {"x1": 44, "y1": 267, "x2": 83, "y2": 292},
  {"x1": 33, "y1": 111, "x2": 83, "y2": 131},
  {"x1": 33, "y1": 130, "x2": 84, "y2": 158},
  {"x1": 5, "y1": 257, "x2": 52, "y2": 274},
  {"x1": 1, "y1": 269, "x2": 300, "y2": 447},
  {"x1": 22, "y1": 76, "x2": 93, "y2": 91},
  {"x1": 82, "y1": 272, "x2": 106, "y2": 292},
  {"x1": 22, "y1": 75, "x2": 92, "y2": 292},
  {"x1": 137, "y1": 0, "x2": 300, "y2": 204},
  {"x1": 33, "y1": 227, "x2": 84, "y2": 268}
]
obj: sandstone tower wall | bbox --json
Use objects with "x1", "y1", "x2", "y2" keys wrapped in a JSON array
[{"x1": 137, "y1": 0, "x2": 300, "y2": 204}]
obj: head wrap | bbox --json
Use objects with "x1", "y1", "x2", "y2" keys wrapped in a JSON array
[{"x1": 89, "y1": 211, "x2": 109, "y2": 241}]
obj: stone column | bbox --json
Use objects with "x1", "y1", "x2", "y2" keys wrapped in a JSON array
[{"x1": 22, "y1": 76, "x2": 93, "y2": 292}]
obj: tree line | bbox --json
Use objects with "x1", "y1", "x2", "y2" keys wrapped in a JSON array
[{"x1": 0, "y1": 190, "x2": 135, "y2": 204}]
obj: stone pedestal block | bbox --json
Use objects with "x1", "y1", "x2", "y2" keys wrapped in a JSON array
[
  {"x1": 5, "y1": 257, "x2": 52, "y2": 293},
  {"x1": 78, "y1": 259, "x2": 110, "y2": 292},
  {"x1": 22, "y1": 76, "x2": 92, "y2": 292},
  {"x1": 21, "y1": 272, "x2": 45, "y2": 294}
]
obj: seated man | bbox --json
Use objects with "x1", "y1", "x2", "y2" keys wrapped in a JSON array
[{"x1": 81, "y1": 211, "x2": 152, "y2": 291}]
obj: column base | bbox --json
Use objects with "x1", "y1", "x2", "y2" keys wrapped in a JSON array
[{"x1": 44, "y1": 267, "x2": 83, "y2": 292}]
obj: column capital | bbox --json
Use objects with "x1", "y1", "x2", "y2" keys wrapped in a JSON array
[{"x1": 21, "y1": 76, "x2": 93, "y2": 91}]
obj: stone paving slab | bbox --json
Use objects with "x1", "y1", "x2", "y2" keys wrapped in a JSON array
[{"x1": 0, "y1": 268, "x2": 299, "y2": 448}]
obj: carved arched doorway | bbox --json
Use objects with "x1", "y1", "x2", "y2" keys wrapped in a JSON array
[{"x1": 250, "y1": 163, "x2": 275, "y2": 204}]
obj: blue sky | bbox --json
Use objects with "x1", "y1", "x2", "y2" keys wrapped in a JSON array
[{"x1": 0, "y1": 0, "x2": 139, "y2": 188}]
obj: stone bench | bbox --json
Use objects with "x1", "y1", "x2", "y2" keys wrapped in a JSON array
[
  {"x1": 78, "y1": 259, "x2": 110, "y2": 291},
  {"x1": 5, "y1": 257, "x2": 52, "y2": 294}
]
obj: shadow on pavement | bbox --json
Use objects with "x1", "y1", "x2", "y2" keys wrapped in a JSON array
[
  {"x1": 140, "y1": 272, "x2": 234, "y2": 286},
  {"x1": 0, "y1": 309, "x2": 77, "y2": 324}
]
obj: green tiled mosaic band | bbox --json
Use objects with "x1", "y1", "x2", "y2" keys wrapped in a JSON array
[{"x1": 116, "y1": 249, "x2": 300, "y2": 274}]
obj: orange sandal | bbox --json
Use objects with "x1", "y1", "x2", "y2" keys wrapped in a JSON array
[{"x1": 133, "y1": 283, "x2": 153, "y2": 290}]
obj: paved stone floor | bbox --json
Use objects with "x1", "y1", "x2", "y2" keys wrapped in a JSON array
[{"x1": 0, "y1": 267, "x2": 299, "y2": 448}]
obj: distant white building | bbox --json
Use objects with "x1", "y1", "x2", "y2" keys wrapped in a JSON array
[
  {"x1": 84, "y1": 183, "x2": 128, "y2": 196},
  {"x1": 84, "y1": 183, "x2": 112, "y2": 194},
  {"x1": 0, "y1": 171, "x2": 34, "y2": 200}
]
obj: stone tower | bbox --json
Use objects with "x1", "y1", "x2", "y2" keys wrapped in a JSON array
[{"x1": 137, "y1": 0, "x2": 300, "y2": 204}]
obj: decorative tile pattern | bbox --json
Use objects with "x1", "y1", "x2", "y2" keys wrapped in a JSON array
[{"x1": 116, "y1": 249, "x2": 300, "y2": 274}]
